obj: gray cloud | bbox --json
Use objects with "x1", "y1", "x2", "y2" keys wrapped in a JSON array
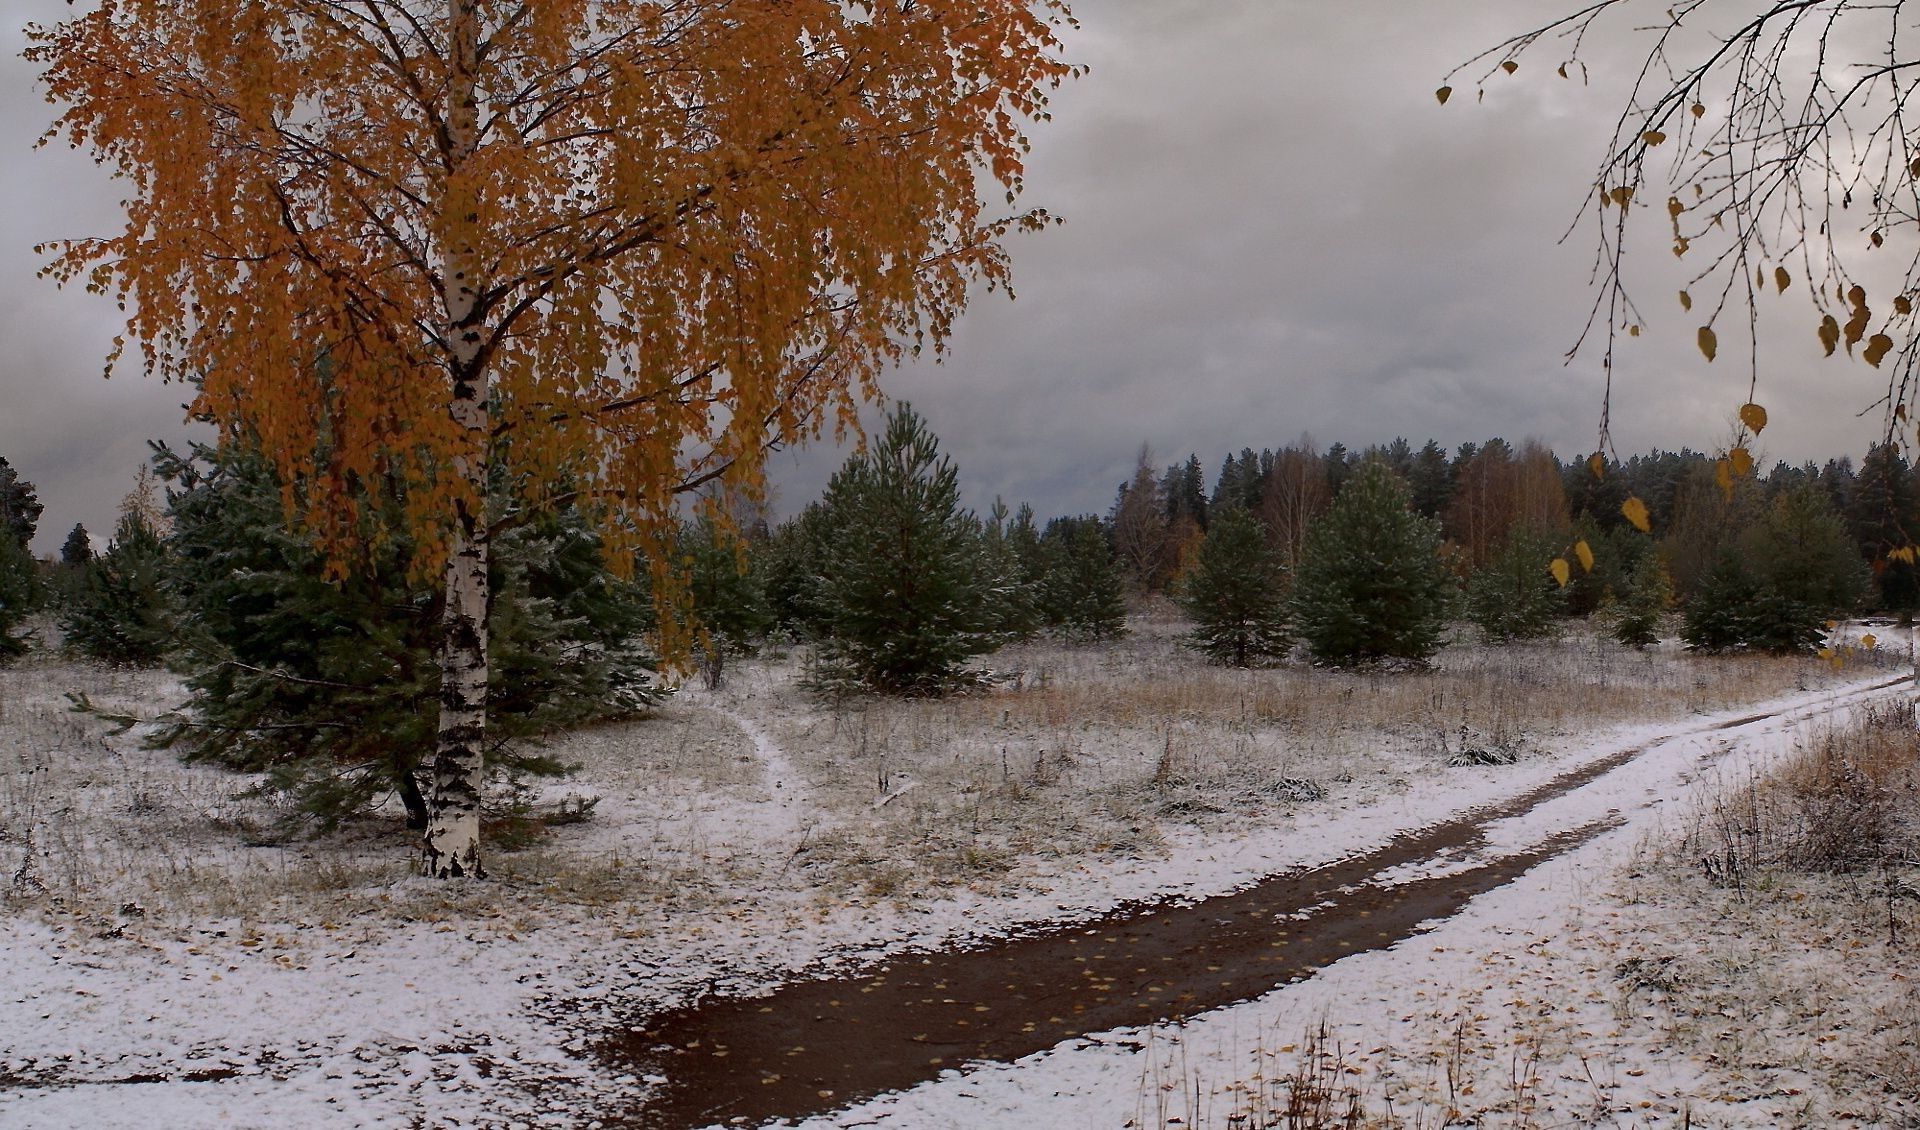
[{"x1": 0, "y1": 2, "x2": 1888, "y2": 553}]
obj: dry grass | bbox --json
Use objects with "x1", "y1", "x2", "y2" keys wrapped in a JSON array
[
  {"x1": 2, "y1": 609, "x2": 1899, "y2": 935},
  {"x1": 754, "y1": 613, "x2": 1894, "y2": 899}
]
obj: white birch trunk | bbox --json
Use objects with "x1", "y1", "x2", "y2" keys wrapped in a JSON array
[{"x1": 423, "y1": 0, "x2": 489, "y2": 879}]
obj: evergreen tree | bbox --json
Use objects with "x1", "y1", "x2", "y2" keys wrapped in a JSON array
[
  {"x1": 1681, "y1": 552, "x2": 1766, "y2": 652},
  {"x1": 680, "y1": 516, "x2": 773, "y2": 688},
  {"x1": 1179, "y1": 506, "x2": 1289, "y2": 666},
  {"x1": 1464, "y1": 524, "x2": 1564, "y2": 643},
  {"x1": 809, "y1": 404, "x2": 997, "y2": 694},
  {"x1": 1036, "y1": 515, "x2": 1129, "y2": 640},
  {"x1": 0, "y1": 529, "x2": 39, "y2": 660},
  {"x1": 1612, "y1": 554, "x2": 1671, "y2": 649},
  {"x1": 0, "y1": 456, "x2": 43, "y2": 549},
  {"x1": 1846, "y1": 442, "x2": 1919, "y2": 614},
  {"x1": 1290, "y1": 461, "x2": 1456, "y2": 666},
  {"x1": 980, "y1": 498, "x2": 1042, "y2": 644},
  {"x1": 1680, "y1": 487, "x2": 1858, "y2": 655},
  {"x1": 50, "y1": 522, "x2": 94, "y2": 608},
  {"x1": 760, "y1": 502, "x2": 835, "y2": 635},
  {"x1": 1405, "y1": 439, "x2": 1443, "y2": 517},
  {"x1": 140, "y1": 440, "x2": 660, "y2": 830},
  {"x1": 61, "y1": 510, "x2": 172, "y2": 665}
]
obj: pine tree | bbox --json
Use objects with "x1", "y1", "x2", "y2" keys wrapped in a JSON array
[
  {"x1": 1036, "y1": 515, "x2": 1128, "y2": 640},
  {"x1": 1290, "y1": 461, "x2": 1456, "y2": 666},
  {"x1": 61, "y1": 510, "x2": 172, "y2": 665},
  {"x1": 1180, "y1": 506, "x2": 1289, "y2": 666},
  {"x1": 1681, "y1": 552, "x2": 1763, "y2": 652},
  {"x1": 681, "y1": 516, "x2": 773, "y2": 688},
  {"x1": 1464, "y1": 524, "x2": 1564, "y2": 643},
  {"x1": 142, "y1": 440, "x2": 660, "y2": 830},
  {"x1": 980, "y1": 498, "x2": 1042, "y2": 644},
  {"x1": 0, "y1": 456, "x2": 43, "y2": 549},
  {"x1": 1681, "y1": 484, "x2": 1862, "y2": 655},
  {"x1": 1612, "y1": 554, "x2": 1671, "y2": 649},
  {"x1": 809, "y1": 404, "x2": 998, "y2": 695}
]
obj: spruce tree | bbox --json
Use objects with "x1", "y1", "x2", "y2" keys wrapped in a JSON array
[
  {"x1": 1290, "y1": 461, "x2": 1455, "y2": 666},
  {"x1": 809, "y1": 404, "x2": 997, "y2": 694},
  {"x1": 142, "y1": 440, "x2": 660, "y2": 830},
  {"x1": 61, "y1": 511, "x2": 172, "y2": 666},
  {"x1": 1036, "y1": 515, "x2": 1128, "y2": 640},
  {"x1": 1179, "y1": 506, "x2": 1289, "y2": 666},
  {"x1": 1464, "y1": 524, "x2": 1564, "y2": 643}
]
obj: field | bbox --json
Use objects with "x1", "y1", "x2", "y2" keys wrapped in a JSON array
[{"x1": 2, "y1": 612, "x2": 1915, "y2": 1128}]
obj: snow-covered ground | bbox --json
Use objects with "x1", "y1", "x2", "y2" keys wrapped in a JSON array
[{"x1": 1, "y1": 624, "x2": 1912, "y2": 1128}]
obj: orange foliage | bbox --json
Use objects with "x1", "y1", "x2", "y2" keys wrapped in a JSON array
[{"x1": 30, "y1": 0, "x2": 1078, "y2": 598}]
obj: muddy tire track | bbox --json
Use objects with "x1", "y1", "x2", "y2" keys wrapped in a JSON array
[{"x1": 603, "y1": 673, "x2": 1911, "y2": 1129}]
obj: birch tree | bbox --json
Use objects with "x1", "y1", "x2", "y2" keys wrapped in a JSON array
[{"x1": 31, "y1": 0, "x2": 1076, "y2": 877}]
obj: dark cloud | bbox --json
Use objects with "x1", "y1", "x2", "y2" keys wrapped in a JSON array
[{"x1": 0, "y1": 2, "x2": 1887, "y2": 553}]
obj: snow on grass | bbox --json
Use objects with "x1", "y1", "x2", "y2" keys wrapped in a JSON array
[{"x1": 0, "y1": 620, "x2": 1908, "y2": 1128}]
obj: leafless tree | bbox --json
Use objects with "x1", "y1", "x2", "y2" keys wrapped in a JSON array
[{"x1": 1452, "y1": 1, "x2": 1920, "y2": 455}]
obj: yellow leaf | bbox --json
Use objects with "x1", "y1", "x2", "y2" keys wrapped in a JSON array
[
  {"x1": 1861, "y1": 633, "x2": 1878, "y2": 650},
  {"x1": 1774, "y1": 266, "x2": 1790, "y2": 293},
  {"x1": 1501, "y1": 59, "x2": 1518, "y2": 74},
  {"x1": 1697, "y1": 325, "x2": 1717, "y2": 362},
  {"x1": 1865, "y1": 333, "x2": 1894, "y2": 368},
  {"x1": 1588, "y1": 452, "x2": 1607, "y2": 480},
  {"x1": 1730, "y1": 446, "x2": 1754, "y2": 478},
  {"x1": 1819, "y1": 314, "x2": 1840, "y2": 356},
  {"x1": 1642, "y1": 129, "x2": 1667, "y2": 146},
  {"x1": 1818, "y1": 647, "x2": 1835, "y2": 660},
  {"x1": 1691, "y1": 102, "x2": 1706, "y2": 118},
  {"x1": 1846, "y1": 305, "x2": 1872, "y2": 350},
  {"x1": 1628, "y1": 324, "x2": 1640, "y2": 337},
  {"x1": 1679, "y1": 290, "x2": 1693, "y2": 311},
  {"x1": 1622, "y1": 496, "x2": 1651, "y2": 533},
  {"x1": 1575, "y1": 540, "x2": 1595, "y2": 573},
  {"x1": 1668, "y1": 196, "x2": 1685, "y2": 219},
  {"x1": 1896, "y1": 295, "x2": 1913, "y2": 316},
  {"x1": 1436, "y1": 86, "x2": 1453, "y2": 105},
  {"x1": 1739, "y1": 402, "x2": 1768, "y2": 434},
  {"x1": 1849, "y1": 284, "x2": 1868, "y2": 308},
  {"x1": 1550, "y1": 558, "x2": 1571, "y2": 588}
]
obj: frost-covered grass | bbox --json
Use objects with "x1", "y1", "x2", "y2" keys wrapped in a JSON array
[
  {"x1": 1120, "y1": 679, "x2": 1920, "y2": 1130},
  {"x1": 0, "y1": 613, "x2": 1908, "y2": 1128}
]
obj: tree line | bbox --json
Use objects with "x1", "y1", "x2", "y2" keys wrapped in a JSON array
[{"x1": 0, "y1": 416, "x2": 1904, "y2": 837}]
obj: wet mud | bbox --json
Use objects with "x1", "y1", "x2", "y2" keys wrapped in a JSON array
[{"x1": 604, "y1": 676, "x2": 1907, "y2": 1129}]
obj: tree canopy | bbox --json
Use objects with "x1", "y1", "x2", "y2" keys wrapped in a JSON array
[{"x1": 32, "y1": 0, "x2": 1076, "y2": 876}]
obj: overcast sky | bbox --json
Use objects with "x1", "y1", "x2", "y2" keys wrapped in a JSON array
[{"x1": 0, "y1": 1, "x2": 1880, "y2": 555}]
